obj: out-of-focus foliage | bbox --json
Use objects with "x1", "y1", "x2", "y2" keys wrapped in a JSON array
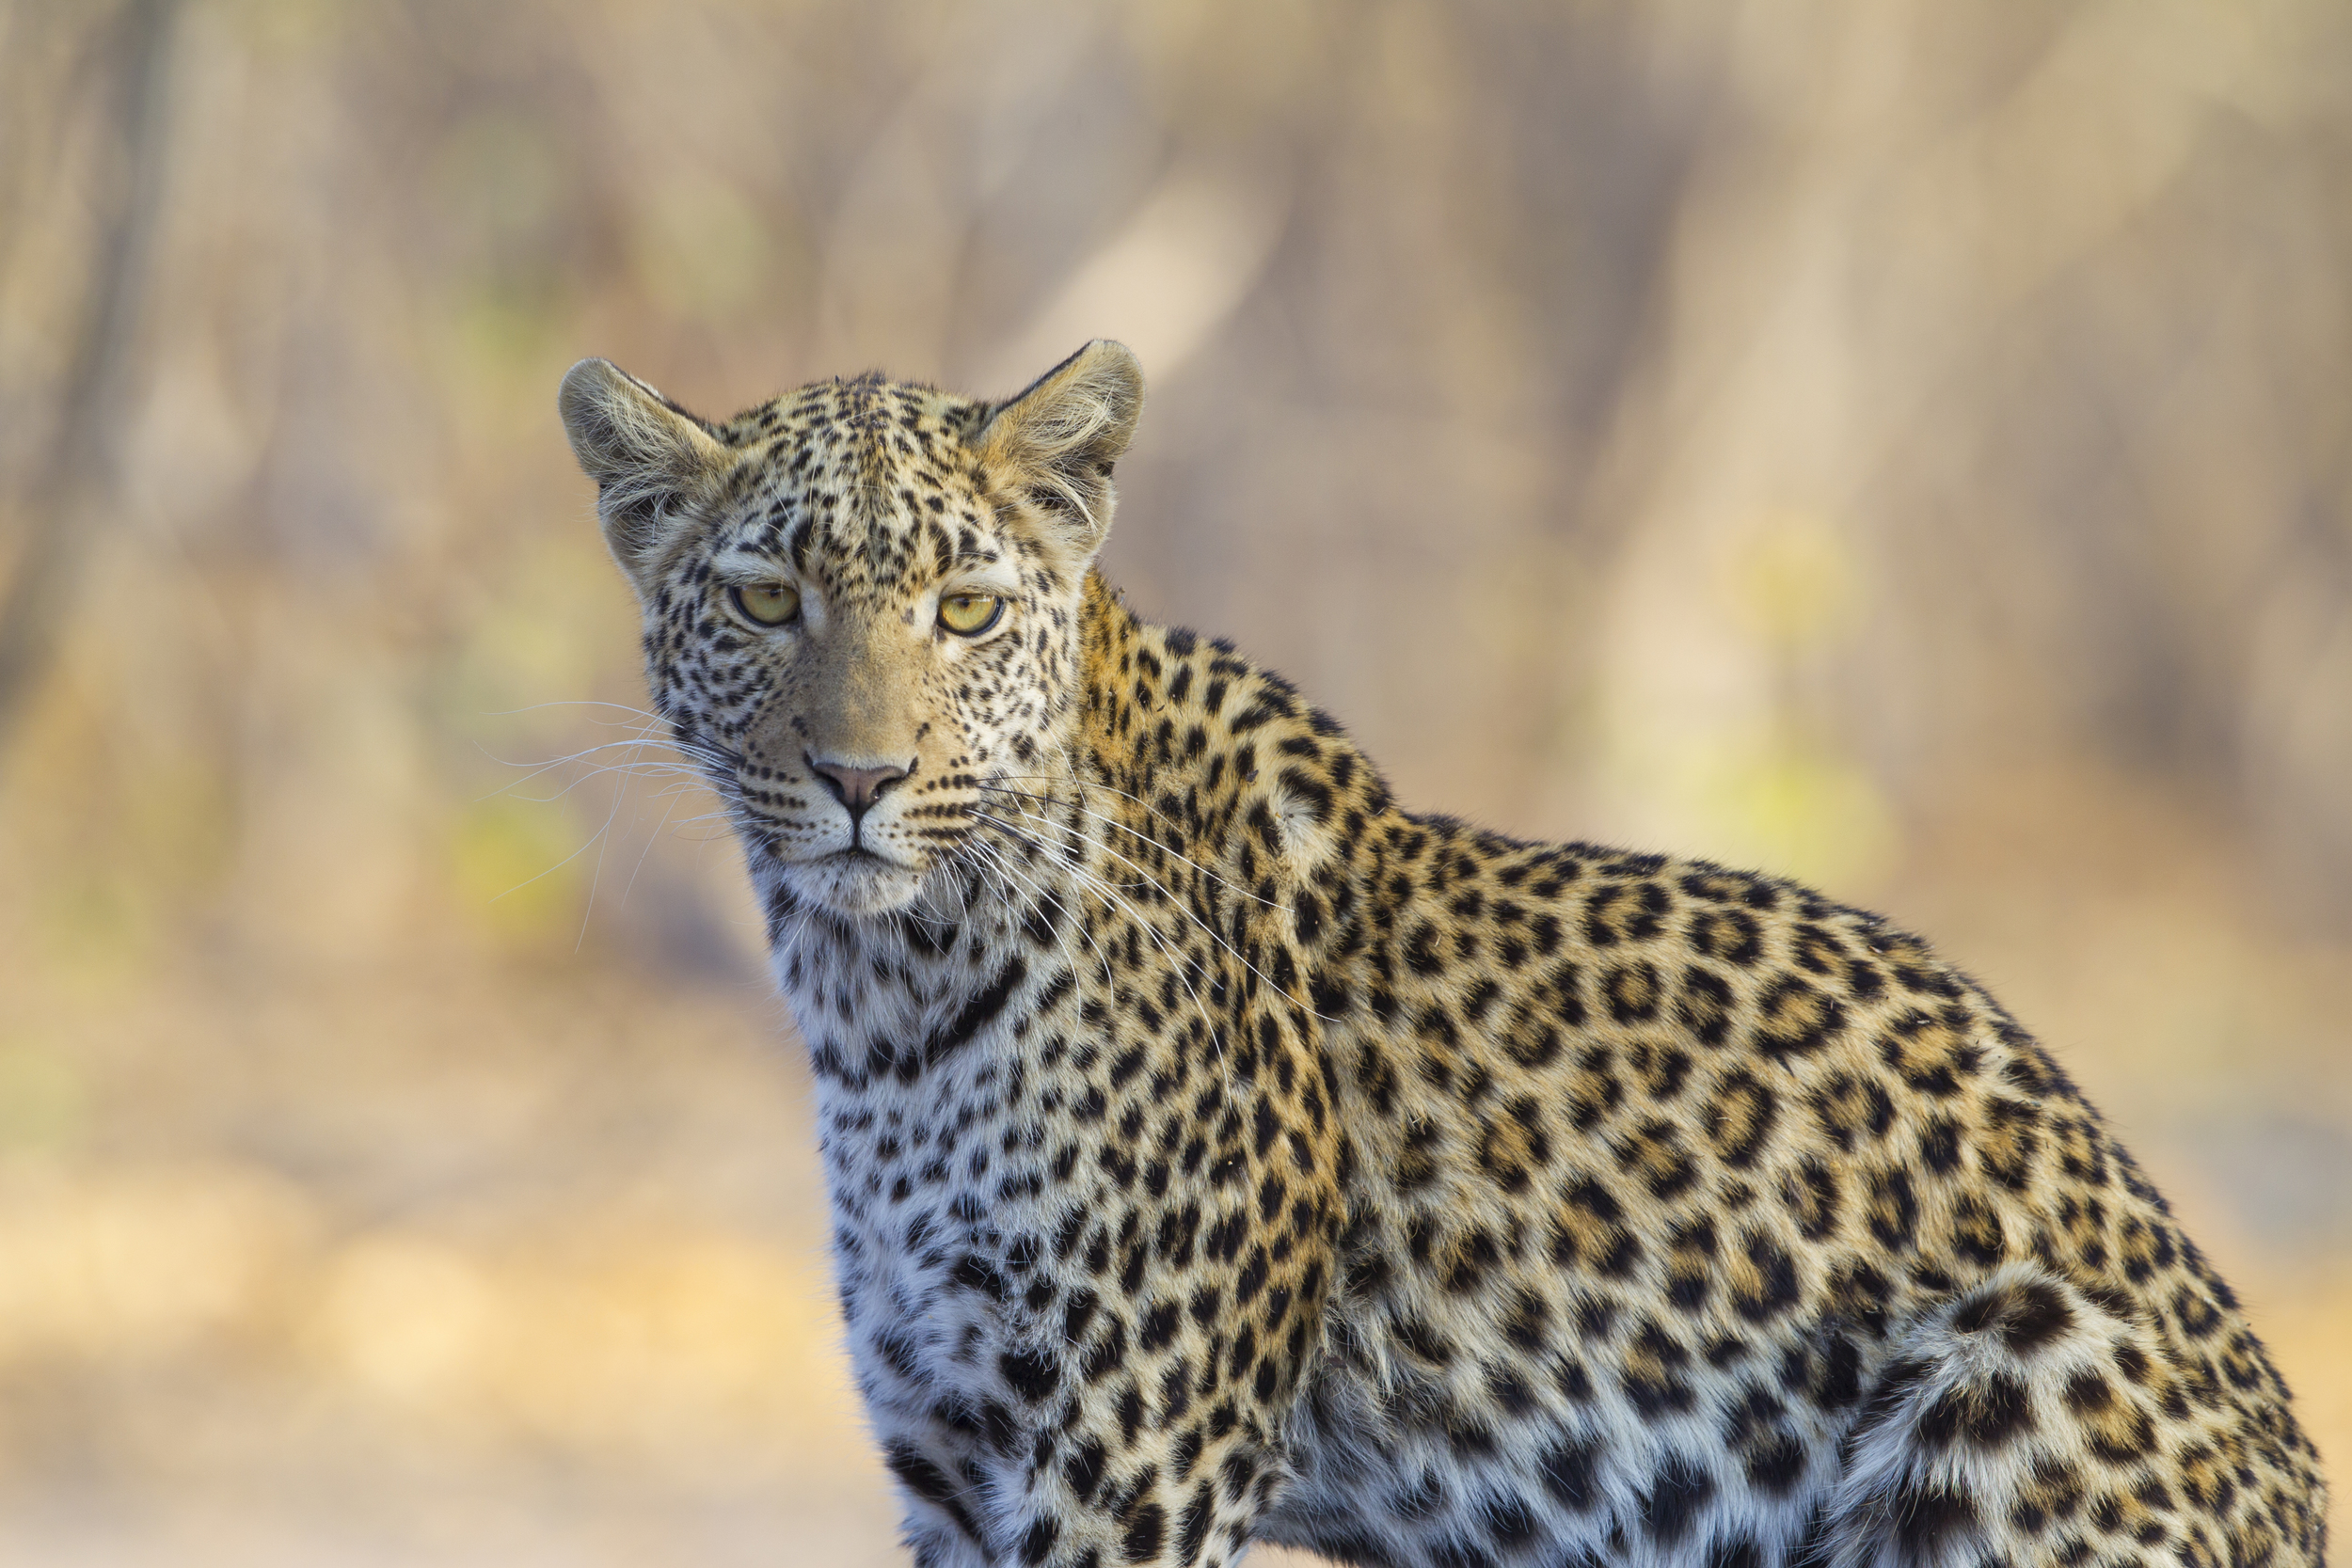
[{"x1": 0, "y1": 2, "x2": 2344, "y2": 1562}]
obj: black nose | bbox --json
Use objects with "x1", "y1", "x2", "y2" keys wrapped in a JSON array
[{"x1": 808, "y1": 756, "x2": 910, "y2": 825}]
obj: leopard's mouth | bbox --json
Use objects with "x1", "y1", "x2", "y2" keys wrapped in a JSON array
[
  {"x1": 770, "y1": 839, "x2": 932, "y2": 918},
  {"x1": 744, "y1": 823, "x2": 915, "y2": 871},
  {"x1": 819, "y1": 845, "x2": 914, "y2": 870}
]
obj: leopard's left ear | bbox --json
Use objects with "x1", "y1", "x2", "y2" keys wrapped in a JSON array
[{"x1": 975, "y1": 340, "x2": 1143, "y2": 554}]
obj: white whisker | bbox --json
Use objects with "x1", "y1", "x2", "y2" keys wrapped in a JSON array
[
  {"x1": 979, "y1": 779, "x2": 1283, "y2": 910},
  {"x1": 973, "y1": 800, "x2": 1331, "y2": 1025}
]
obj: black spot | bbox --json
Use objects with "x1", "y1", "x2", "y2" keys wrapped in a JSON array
[
  {"x1": 1234, "y1": 1247, "x2": 1269, "y2": 1306},
  {"x1": 1279, "y1": 768, "x2": 1333, "y2": 828},
  {"x1": 997, "y1": 1344, "x2": 1063, "y2": 1401},
  {"x1": 1445, "y1": 1416, "x2": 1499, "y2": 1461},
  {"x1": 1754, "y1": 974, "x2": 1845, "y2": 1060},
  {"x1": 1893, "y1": 1484, "x2": 1978, "y2": 1560},
  {"x1": 1641, "y1": 1453, "x2": 1715, "y2": 1546},
  {"x1": 1482, "y1": 1493, "x2": 1541, "y2": 1550},
  {"x1": 1502, "y1": 1290, "x2": 1550, "y2": 1354},
  {"x1": 1745, "y1": 1433, "x2": 1807, "y2": 1496},
  {"x1": 1537, "y1": 1438, "x2": 1601, "y2": 1510},
  {"x1": 951, "y1": 1254, "x2": 1008, "y2": 1300},
  {"x1": 1485, "y1": 1364, "x2": 1540, "y2": 1418},
  {"x1": 1139, "y1": 1300, "x2": 1181, "y2": 1352},
  {"x1": 2063, "y1": 1371, "x2": 2112, "y2": 1414},
  {"x1": 1604, "y1": 961, "x2": 1661, "y2": 1022},
  {"x1": 1960, "y1": 1279, "x2": 2075, "y2": 1356},
  {"x1": 1064, "y1": 1437, "x2": 1108, "y2": 1503},
  {"x1": 1813, "y1": 1335, "x2": 1863, "y2": 1411},
  {"x1": 1397, "y1": 1315, "x2": 1454, "y2": 1366},
  {"x1": 1178, "y1": 1482, "x2": 1216, "y2": 1561},
  {"x1": 921, "y1": 958, "x2": 1027, "y2": 1070},
  {"x1": 1704, "y1": 1070, "x2": 1777, "y2": 1168},
  {"x1": 1082, "y1": 1317, "x2": 1127, "y2": 1383},
  {"x1": 1732, "y1": 1234, "x2": 1801, "y2": 1323},
  {"x1": 1624, "y1": 1322, "x2": 1698, "y2": 1416},
  {"x1": 2171, "y1": 1286, "x2": 2224, "y2": 1340},
  {"x1": 1783, "y1": 1157, "x2": 1841, "y2": 1242},
  {"x1": 1708, "y1": 1537, "x2": 1762, "y2": 1568},
  {"x1": 1925, "y1": 1371, "x2": 2032, "y2": 1450},
  {"x1": 1678, "y1": 967, "x2": 1738, "y2": 1046},
  {"x1": 1920, "y1": 1116, "x2": 1963, "y2": 1173},
  {"x1": 1584, "y1": 879, "x2": 1670, "y2": 945},
  {"x1": 886, "y1": 1442, "x2": 985, "y2": 1544},
  {"x1": 1952, "y1": 1193, "x2": 2005, "y2": 1267},
  {"x1": 1867, "y1": 1167, "x2": 1917, "y2": 1251},
  {"x1": 1121, "y1": 1499, "x2": 1165, "y2": 1562},
  {"x1": 2089, "y1": 1406, "x2": 2158, "y2": 1464},
  {"x1": 1690, "y1": 908, "x2": 1763, "y2": 965},
  {"x1": 873, "y1": 1329, "x2": 922, "y2": 1379},
  {"x1": 1311, "y1": 972, "x2": 1351, "y2": 1020}
]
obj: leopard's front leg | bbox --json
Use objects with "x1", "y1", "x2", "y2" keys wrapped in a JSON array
[
  {"x1": 846, "y1": 1098, "x2": 1343, "y2": 1566},
  {"x1": 880, "y1": 1390, "x2": 1290, "y2": 1568}
]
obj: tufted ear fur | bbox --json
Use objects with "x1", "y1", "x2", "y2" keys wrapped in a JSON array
[
  {"x1": 975, "y1": 340, "x2": 1144, "y2": 554},
  {"x1": 558, "y1": 357, "x2": 731, "y2": 598}
]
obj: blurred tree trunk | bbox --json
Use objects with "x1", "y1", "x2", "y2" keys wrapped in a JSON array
[{"x1": 0, "y1": 0, "x2": 179, "y2": 769}]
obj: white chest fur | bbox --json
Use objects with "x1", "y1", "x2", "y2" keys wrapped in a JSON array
[{"x1": 771, "y1": 893, "x2": 1097, "y2": 1449}]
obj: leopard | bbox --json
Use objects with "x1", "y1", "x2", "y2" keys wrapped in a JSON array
[{"x1": 558, "y1": 340, "x2": 2328, "y2": 1568}]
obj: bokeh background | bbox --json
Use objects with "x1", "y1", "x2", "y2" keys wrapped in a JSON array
[{"x1": 1, "y1": 1, "x2": 2347, "y2": 1562}]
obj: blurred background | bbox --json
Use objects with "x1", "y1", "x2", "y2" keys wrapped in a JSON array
[{"x1": 0, "y1": 1, "x2": 2346, "y2": 1562}]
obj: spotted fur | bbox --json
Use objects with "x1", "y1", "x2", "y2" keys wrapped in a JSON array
[{"x1": 560, "y1": 342, "x2": 2328, "y2": 1568}]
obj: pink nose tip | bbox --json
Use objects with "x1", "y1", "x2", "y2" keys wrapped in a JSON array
[{"x1": 808, "y1": 757, "x2": 910, "y2": 820}]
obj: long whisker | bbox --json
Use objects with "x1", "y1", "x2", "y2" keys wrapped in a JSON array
[
  {"x1": 481, "y1": 733, "x2": 739, "y2": 804},
  {"x1": 971, "y1": 808, "x2": 1239, "y2": 1036},
  {"x1": 612, "y1": 757, "x2": 698, "y2": 931},
  {"x1": 967, "y1": 812, "x2": 1225, "y2": 1067},
  {"x1": 977, "y1": 780, "x2": 1283, "y2": 911},
  {"x1": 484, "y1": 736, "x2": 707, "y2": 783},
  {"x1": 961, "y1": 834, "x2": 1120, "y2": 1006},
  {"x1": 572, "y1": 748, "x2": 642, "y2": 952},
  {"x1": 974, "y1": 800, "x2": 1334, "y2": 1027}
]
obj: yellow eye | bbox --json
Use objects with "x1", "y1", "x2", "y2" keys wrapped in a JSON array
[
  {"x1": 730, "y1": 583, "x2": 800, "y2": 626},
  {"x1": 938, "y1": 592, "x2": 1004, "y2": 637}
]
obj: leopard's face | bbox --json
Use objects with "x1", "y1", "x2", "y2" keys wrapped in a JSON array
[
  {"x1": 561, "y1": 343, "x2": 1142, "y2": 920},
  {"x1": 646, "y1": 403, "x2": 1085, "y2": 917}
]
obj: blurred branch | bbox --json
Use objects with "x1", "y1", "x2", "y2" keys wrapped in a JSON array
[{"x1": 0, "y1": 0, "x2": 179, "y2": 769}]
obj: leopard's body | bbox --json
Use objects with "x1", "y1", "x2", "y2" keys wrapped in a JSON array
[{"x1": 559, "y1": 342, "x2": 2328, "y2": 1568}]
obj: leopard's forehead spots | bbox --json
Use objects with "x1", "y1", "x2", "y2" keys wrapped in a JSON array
[{"x1": 707, "y1": 373, "x2": 1009, "y2": 607}]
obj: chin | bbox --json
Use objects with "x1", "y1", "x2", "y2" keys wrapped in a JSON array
[{"x1": 778, "y1": 853, "x2": 931, "y2": 919}]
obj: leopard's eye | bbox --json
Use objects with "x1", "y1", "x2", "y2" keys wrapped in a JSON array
[
  {"x1": 938, "y1": 592, "x2": 1004, "y2": 637},
  {"x1": 731, "y1": 583, "x2": 800, "y2": 627}
]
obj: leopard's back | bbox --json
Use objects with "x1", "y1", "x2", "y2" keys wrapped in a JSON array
[{"x1": 1260, "y1": 806, "x2": 2325, "y2": 1568}]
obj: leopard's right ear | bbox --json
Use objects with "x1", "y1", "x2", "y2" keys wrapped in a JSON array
[{"x1": 558, "y1": 358, "x2": 730, "y2": 598}]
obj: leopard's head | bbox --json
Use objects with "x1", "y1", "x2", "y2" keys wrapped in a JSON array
[{"x1": 559, "y1": 341, "x2": 1143, "y2": 919}]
